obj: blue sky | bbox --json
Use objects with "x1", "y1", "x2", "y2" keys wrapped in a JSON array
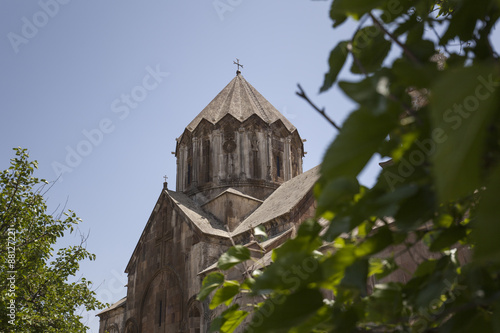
[{"x1": 2, "y1": 1, "x2": 497, "y2": 331}]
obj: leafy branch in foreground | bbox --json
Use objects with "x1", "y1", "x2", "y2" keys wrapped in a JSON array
[
  {"x1": 200, "y1": 0, "x2": 500, "y2": 332},
  {"x1": 0, "y1": 147, "x2": 106, "y2": 332}
]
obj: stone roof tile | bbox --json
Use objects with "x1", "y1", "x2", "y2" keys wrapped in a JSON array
[
  {"x1": 186, "y1": 74, "x2": 296, "y2": 133},
  {"x1": 201, "y1": 188, "x2": 263, "y2": 207},
  {"x1": 96, "y1": 297, "x2": 126, "y2": 316},
  {"x1": 166, "y1": 190, "x2": 229, "y2": 237},
  {"x1": 166, "y1": 165, "x2": 319, "y2": 238},
  {"x1": 231, "y1": 165, "x2": 320, "y2": 235}
]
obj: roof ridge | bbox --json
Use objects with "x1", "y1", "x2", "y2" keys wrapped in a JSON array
[
  {"x1": 231, "y1": 165, "x2": 321, "y2": 235},
  {"x1": 239, "y1": 75, "x2": 271, "y2": 123},
  {"x1": 184, "y1": 74, "x2": 297, "y2": 133}
]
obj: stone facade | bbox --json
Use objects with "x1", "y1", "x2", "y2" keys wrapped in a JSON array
[
  {"x1": 97, "y1": 71, "x2": 470, "y2": 333},
  {"x1": 97, "y1": 72, "x2": 318, "y2": 333},
  {"x1": 175, "y1": 72, "x2": 303, "y2": 205}
]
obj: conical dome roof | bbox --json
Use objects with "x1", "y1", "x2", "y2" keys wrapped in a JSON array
[{"x1": 186, "y1": 73, "x2": 296, "y2": 132}]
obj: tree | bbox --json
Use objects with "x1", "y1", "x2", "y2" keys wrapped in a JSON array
[
  {"x1": 200, "y1": 0, "x2": 500, "y2": 332},
  {"x1": 0, "y1": 148, "x2": 105, "y2": 332}
]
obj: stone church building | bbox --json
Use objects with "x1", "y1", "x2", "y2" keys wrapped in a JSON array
[{"x1": 97, "y1": 70, "x2": 321, "y2": 333}]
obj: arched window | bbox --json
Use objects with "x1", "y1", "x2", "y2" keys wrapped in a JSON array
[
  {"x1": 158, "y1": 300, "x2": 163, "y2": 327},
  {"x1": 252, "y1": 150, "x2": 260, "y2": 178},
  {"x1": 125, "y1": 320, "x2": 137, "y2": 333},
  {"x1": 203, "y1": 140, "x2": 210, "y2": 183},
  {"x1": 251, "y1": 135, "x2": 260, "y2": 179},
  {"x1": 187, "y1": 144, "x2": 193, "y2": 186},
  {"x1": 188, "y1": 303, "x2": 201, "y2": 333},
  {"x1": 106, "y1": 324, "x2": 119, "y2": 333},
  {"x1": 187, "y1": 163, "x2": 192, "y2": 185},
  {"x1": 276, "y1": 154, "x2": 281, "y2": 178}
]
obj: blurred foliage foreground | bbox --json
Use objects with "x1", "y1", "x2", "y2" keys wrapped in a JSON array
[{"x1": 199, "y1": 0, "x2": 500, "y2": 332}]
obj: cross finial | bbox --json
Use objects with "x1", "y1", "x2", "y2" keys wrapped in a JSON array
[
  {"x1": 233, "y1": 58, "x2": 243, "y2": 74},
  {"x1": 163, "y1": 175, "x2": 168, "y2": 182}
]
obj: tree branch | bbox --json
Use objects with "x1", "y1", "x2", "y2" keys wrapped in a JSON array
[
  {"x1": 0, "y1": 178, "x2": 20, "y2": 236},
  {"x1": 369, "y1": 12, "x2": 421, "y2": 65},
  {"x1": 296, "y1": 84, "x2": 341, "y2": 131}
]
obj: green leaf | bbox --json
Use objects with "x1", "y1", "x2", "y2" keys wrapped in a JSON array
[
  {"x1": 254, "y1": 225, "x2": 267, "y2": 239},
  {"x1": 354, "y1": 226, "x2": 393, "y2": 258},
  {"x1": 240, "y1": 277, "x2": 255, "y2": 290},
  {"x1": 320, "y1": 246, "x2": 357, "y2": 288},
  {"x1": 365, "y1": 283, "x2": 403, "y2": 323},
  {"x1": 340, "y1": 258, "x2": 369, "y2": 296},
  {"x1": 209, "y1": 282, "x2": 240, "y2": 309},
  {"x1": 371, "y1": 184, "x2": 419, "y2": 216},
  {"x1": 210, "y1": 304, "x2": 248, "y2": 333},
  {"x1": 289, "y1": 305, "x2": 332, "y2": 333},
  {"x1": 429, "y1": 226, "x2": 467, "y2": 252},
  {"x1": 440, "y1": 0, "x2": 490, "y2": 44},
  {"x1": 320, "y1": 41, "x2": 349, "y2": 92},
  {"x1": 252, "y1": 252, "x2": 321, "y2": 292},
  {"x1": 439, "y1": 307, "x2": 493, "y2": 333},
  {"x1": 368, "y1": 257, "x2": 386, "y2": 277},
  {"x1": 407, "y1": 258, "x2": 456, "y2": 308},
  {"x1": 350, "y1": 26, "x2": 392, "y2": 74},
  {"x1": 435, "y1": 214, "x2": 454, "y2": 228},
  {"x1": 197, "y1": 272, "x2": 225, "y2": 301},
  {"x1": 272, "y1": 219, "x2": 322, "y2": 261},
  {"x1": 405, "y1": 39, "x2": 437, "y2": 64},
  {"x1": 392, "y1": 58, "x2": 439, "y2": 89},
  {"x1": 392, "y1": 13, "x2": 419, "y2": 35},
  {"x1": 339, "y1": 75, "x2": 387, "y2": 113},
  {"x1": 394, "y1": 185, "x2": 435, "y2": 231},
  {"x1": 323, "y1": 215, "x2": 351, "y2": 242},
  {"x1": 330, "y1": 0, "x2": 386, "y2": 24},
  {"x1": 369, "y1": 257, "x2": 398, "y2": 280},
  {"x1": 321, "y1": 106, "x2": 398, "y2": 180},
  {"x1": 430, "y1": 66, "x2": 499, "y2": 202},
  {"x1": 218, "y1": 245, "x2": 251, "y2": 271},
  {"x1": 475, "y1": 164, "x2": 500, "y2": 261},
  {"x1": 247, "y1": 289, "x2": 325, "y2": 332},
  {"x1": 413, "y1": 259, "x2": 438, "y2": 278},
  {"x1": 330, "y1": 306, "x2": 360, "y2": 332},
  {"x1": 316, "y1": 176, "x2": 359, "y2": 217},
  {"x1": 251, "y1": 221, "x2": 323, "y2": 292}
]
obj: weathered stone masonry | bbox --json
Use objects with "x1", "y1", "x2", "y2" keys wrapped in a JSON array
[{"x1": 98, "y1": 72, "x2": 318, "y2": 333}]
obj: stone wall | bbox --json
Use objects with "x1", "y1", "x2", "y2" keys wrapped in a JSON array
[{"x1": 176, "y1": 115, "x2": 303, "y2": 204}]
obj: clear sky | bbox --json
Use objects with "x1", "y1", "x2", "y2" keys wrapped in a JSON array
[{"x1": 2, "y1": 1, "x2": 497, "y2": 331}]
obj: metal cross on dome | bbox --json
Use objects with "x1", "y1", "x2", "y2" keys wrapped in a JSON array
[
  {"x1": 163, "y1": 175, "x2": 168, "y2": 182},
  {"x1": 233, "y1": 58, "x2": 243, "y2": 72}
]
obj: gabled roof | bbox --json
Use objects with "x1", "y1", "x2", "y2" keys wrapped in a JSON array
[
  {"x1": 125, "y1": 167, "x2": 320, "y2": 274},
  {"x1": 125, "y1": 189, "x2": 230, "y2": 273},
  {"x1": 202, "y1": 188, "x2": 263, "y2": 207},
  {"x1": 97, "y1": 297, "x2": 126, "y2": 316},
  {"x1": 231, "y1": 165, "x2": 321, "y2": 235},
  {"x1": 260, "y1": 228, "x2": 294, "y2": 250},
  {"x1": 168, "y1": 165, "x2": 319, "y2": 239},
  {"x1": 166, "y1": 190, "x2": 228, "y2": 237},
  {"x1": 185, "y1": 73, "x2": 296, "y2": 133}
]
